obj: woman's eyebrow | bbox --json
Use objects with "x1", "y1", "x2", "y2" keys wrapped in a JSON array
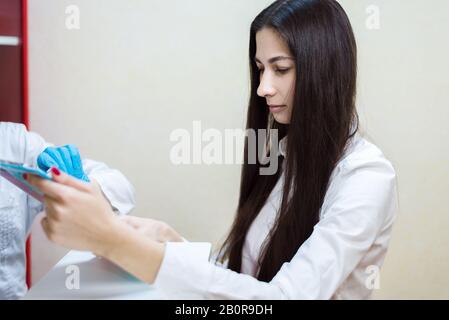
[{"x1": 255, "y1": 56, "x2": 295, "y2": 64}]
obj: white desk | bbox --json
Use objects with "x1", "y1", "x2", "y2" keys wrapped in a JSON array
[{"x1": 23, "y1": 250, "x2": 163, "y2": 299}]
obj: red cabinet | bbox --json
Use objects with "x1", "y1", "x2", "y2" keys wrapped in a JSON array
[{"x1": 0, "y1": 0, "x2": 24, "y2": 123}]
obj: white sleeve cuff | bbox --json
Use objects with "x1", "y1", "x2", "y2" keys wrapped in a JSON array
[
  {"x1": 153, "y1": 242, "x2": 212, "y2": 299},
  {"x1": 153, "y1": 242, "x2": 287, "y2": 299}
]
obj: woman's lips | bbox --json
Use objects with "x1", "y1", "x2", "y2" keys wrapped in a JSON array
[{"x1": 268, "y1": 105, "x2": 286, "y2": 113}]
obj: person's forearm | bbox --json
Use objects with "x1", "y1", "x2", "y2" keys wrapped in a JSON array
[{"x1": 98, "y1": 221, "x2": 166, "y2": 284}]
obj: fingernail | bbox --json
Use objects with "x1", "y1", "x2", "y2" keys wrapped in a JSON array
[
  {"x1": 23, "y1": 174, "x2": 28, "y2": 180},
  {"x1": 51, "y1": 167, "x2": 61, "y2": 176}
]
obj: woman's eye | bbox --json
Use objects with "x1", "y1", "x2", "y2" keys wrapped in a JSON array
[{"x1": 275, "y1": 68, "x2": 291, "y2": 74}]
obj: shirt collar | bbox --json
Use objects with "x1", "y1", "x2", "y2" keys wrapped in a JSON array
[{"x1": 278, "y1": 136, "x2": 287, "y2": 157}]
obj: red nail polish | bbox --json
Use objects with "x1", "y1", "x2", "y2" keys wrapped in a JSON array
[
  {"x1": 51, "y1": 167, "x2": 61, "y2": 176},
  {"x1": 23, "y1": 173, "x2": 28, "y2": 180}
]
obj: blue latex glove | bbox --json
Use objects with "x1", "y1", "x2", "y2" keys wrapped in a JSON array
[{"x1": 37, "y1": 144, "x2": 90, "y2": 182}]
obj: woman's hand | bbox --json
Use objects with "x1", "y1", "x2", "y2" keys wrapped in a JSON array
[
  {"x1": 27, "y1": 167, "x2": 120, "y2": 256},
  {"x1": 27, "y1": 167, "x2": 166, "y2": 284},
  {"x1": 119, "y1": 216, "x2": 183, "y2": 243}
]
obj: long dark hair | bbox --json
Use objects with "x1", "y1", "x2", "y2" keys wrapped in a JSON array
[{"x1": 216, "y1": 0, "x2": 359, "y2": 282}]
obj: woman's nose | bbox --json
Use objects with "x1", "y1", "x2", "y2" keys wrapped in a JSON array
[{"x1": 257, "y1": 73, "x2": 276, "y2": 98}]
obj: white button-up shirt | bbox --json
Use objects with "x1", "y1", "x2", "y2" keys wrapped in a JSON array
[
  {"x1": 154, "y1": 132, "x2": 398, "y2": 299},
  {"x1": 0, "y1": 122, "x2": 136, "y2": 299}
]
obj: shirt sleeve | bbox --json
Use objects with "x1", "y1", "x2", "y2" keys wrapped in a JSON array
[
  {"x1": 0, "y1": 122, "x2": 50, "y2": 166},
  {"x1": 4, "y1": 123, "x2": 52, "y2": 232},
  {"x1": 83, "y1": 159, "x2": 136, "y2": 215},
  {"x1": 153, "y1": 150, "x2": 398, "y2": 299}
]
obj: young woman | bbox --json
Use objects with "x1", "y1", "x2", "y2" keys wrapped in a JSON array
[
  {"x1": 27, "y1": 0, "x2": 397, "y2": 299},
  {"x1": 0, "y1": 122, "x2": 136, "y2": 300}
]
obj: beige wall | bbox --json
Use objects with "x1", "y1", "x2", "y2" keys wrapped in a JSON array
[
  {"x1": 340, "y1": 0, "x2": 449, "y2": 299},
  {"x1": 28, "y1": 0, "x2": 449, "y2": 299}
]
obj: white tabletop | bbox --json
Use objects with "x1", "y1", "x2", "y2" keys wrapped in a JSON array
[{"x1": 23, "y1": 250, "x2": 163, "y2": 299}]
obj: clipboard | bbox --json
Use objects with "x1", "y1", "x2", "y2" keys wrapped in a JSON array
[{"x1": 0, "y1": 159, "x2": 52, "y2": 202}]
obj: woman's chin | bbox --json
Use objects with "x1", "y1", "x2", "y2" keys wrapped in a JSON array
[{"x1": 272, "y1": 113, "x2": 290, "y2": 125}]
